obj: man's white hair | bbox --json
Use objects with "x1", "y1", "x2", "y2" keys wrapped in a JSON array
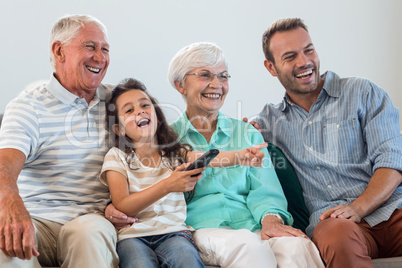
[{"x1": 49, "y1": 14, "x2": 108, "y2": 69}]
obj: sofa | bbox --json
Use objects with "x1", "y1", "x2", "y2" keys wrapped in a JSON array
[{"x1": 0, "y1": 113, "x2": 401, "y2": 267}]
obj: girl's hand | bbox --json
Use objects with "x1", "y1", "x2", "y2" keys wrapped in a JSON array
[
  {"x1": 166, "y1": 163, "x2": 204, "y2": 192},
  {"x1": 237, "y1": 142, "x2": 267, "y2": 167}
]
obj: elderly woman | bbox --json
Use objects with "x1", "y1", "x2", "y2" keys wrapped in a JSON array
[{"x1": 167, "y1": 42, "x2": 324, "y2": 268}]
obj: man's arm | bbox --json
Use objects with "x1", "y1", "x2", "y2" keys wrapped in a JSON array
[
  {"x1": 0, "y1": 148, "x2": 39, "y2": 260},
  {"x1": 320, "y1": 168, "x2": 402, "y2": 222},
  {"x1": 322, "y1": 82, "x2": 402, "y2": 222}
]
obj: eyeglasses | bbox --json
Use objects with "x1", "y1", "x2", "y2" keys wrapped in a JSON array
[{"x1": 185, "y1": 71, "x2": 231, "y2": 83}]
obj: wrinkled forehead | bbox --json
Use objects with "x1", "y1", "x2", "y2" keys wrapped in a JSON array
[
  {"x1": 188, "y1": 63, "x2": 228, "y2": 73},
  {"x1": 77, "y1": 24, "x2": 109, "y2": 44}
]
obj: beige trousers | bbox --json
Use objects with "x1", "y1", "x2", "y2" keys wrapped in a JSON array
[
  {"x1": 194, "y1": 228, "x2": 325, "y2": 268},
  {"x1": 0, "y1": 214, "x2": 118, "y2": 268}
]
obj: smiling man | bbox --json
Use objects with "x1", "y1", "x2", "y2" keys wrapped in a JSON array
[
  {"x1": 0, "y1": 15, "x2": 122, "y2": 267},
  {"x1": 255, "y1": 18, "x2": 402, "y2": 268}
]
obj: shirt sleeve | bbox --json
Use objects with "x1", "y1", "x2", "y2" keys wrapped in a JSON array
[
  {"x1": 362, "y1": 82, "x2": 402, "y2": 172},
  {"x1": 245, "y1": 125, "x2": 293, "y2": 226},
  {"x1": 0, "y1": 98, "x2": 39, "y2": 159},
  {"x1": 100, "y1": 147, "x2": 129, "y2": 186}
]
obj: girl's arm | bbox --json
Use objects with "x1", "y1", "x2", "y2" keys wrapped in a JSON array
[
  {"x1": 106, "y1": 163, "x2": 203, "y2": 217},
  {"x1": 186, "y1": 142, "x2": 267, "y2": 168}
]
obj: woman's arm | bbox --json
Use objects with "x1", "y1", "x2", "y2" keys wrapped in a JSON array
[{"x1": 186, "y1": 142, "x2": 267, "y2": 168}]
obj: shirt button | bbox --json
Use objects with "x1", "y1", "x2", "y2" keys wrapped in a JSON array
[
  {"x1": 327, "y1": 185, "x2": 332, "y2": 189},
  {"x1": 309, "y1": 146, "x2": 313, "y2": 151},
  {"x1": 316, "y1": 166, "x2": 321, "y2": 170},
  {"x1": 337, "y1": 124, "x2": 340, "y2": 128},
  {"x1": 308, "y1": 121, "x2": 313, "y2": 125}
]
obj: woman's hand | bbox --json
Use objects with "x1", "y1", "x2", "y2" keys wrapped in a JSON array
[
  {"x1": 260, "y1": 215, "x2": 308, "y2": 240},
  {"x1": 236, "y1": 142, "x2": 267, "y2": 167}
]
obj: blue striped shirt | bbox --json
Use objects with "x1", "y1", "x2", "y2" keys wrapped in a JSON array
[
  {"x1": 256, "y1": 71, "x2": 402, "y2": 237},
  {"x1": 0, "y1": 74, "x2": 113, "y2": 224}
]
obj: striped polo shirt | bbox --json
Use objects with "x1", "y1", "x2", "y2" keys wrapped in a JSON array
[
  {"x1": 0, "y1": 74, "x2": 113, "y2": 224},
  {"x1": 100, "y1": 147, "x2": 190, "y2": 241}
]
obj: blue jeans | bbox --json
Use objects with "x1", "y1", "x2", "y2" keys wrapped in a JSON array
[{"x1": 117, "y1": 230, "x2": 205, "y2": 268}]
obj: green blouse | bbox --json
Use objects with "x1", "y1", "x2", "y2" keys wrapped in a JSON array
[{"x1": 171, "y1": 112, "x2": 292, "y2": 231}]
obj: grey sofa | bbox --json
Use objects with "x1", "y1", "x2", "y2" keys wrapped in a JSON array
[{"x1": 0, "y1": 114, "x2": 401, "y2": 267}]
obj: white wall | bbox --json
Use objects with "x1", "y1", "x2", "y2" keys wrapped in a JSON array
[{"x1": 1, "y1": 0, "x2": 401, "y2": 127}]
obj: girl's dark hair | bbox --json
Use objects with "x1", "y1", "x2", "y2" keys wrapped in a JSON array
[{"x1": 105, "y1": 78, "x2": 194, "y2": 201}]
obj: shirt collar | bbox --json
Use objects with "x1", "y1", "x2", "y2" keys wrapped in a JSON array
[
  {"x1": 46, "y1": 73, "x2": 111, "y2": 105},
  {"x1": 216, "y1": 112, "x2": 231, "y2": 137},
  {"x1": 320, "y1": 71, "x2": 341, "y2": 98},
  {"x1": 46, "y1": 73, "x2": 78, "y2": 105},
  {"x1": 175, "y1": 111, "x2": 231, "y2": 139},
  {"x1": 279, "y1": 70, "x2": 340, "y2": 112}
]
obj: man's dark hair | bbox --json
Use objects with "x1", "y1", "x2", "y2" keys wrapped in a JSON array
[{"x1": 262, "y1": 18, "x2": 308, "y2": 63}]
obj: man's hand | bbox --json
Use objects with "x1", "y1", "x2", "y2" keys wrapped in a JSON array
[
  {"x1": 319, "y1": 168, "x2": 402, "y2": 223},
  {"x1": 0, "y1": 194, "x2": 39, "y2": 260},
  {"x1": 0, "y1": 148, "x2": 39, "y2": 260},
  {"x1": 319, "y1": 204, "x2": 363, "y2": 223},
  {"x1": 260, "y1": 215, "x2": 308, "y2": 240},
  {"x1": 105, "y1": 203, "x2": 138, "y2": 230},
  {"x1": 242, "y1": 117, "x2": 262, "y2": 133}
]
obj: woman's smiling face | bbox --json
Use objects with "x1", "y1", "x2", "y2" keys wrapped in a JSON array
[{"x1": 178, "y1": 63, "x2": 229, "y2": 119}]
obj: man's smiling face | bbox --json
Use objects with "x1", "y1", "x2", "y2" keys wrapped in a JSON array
[
  {"x1": 266, "y1": 27, "x2": 321, "y2": 96},
  {"x1": 57, "y1": 23, "x2": 110, "y2": 94}
]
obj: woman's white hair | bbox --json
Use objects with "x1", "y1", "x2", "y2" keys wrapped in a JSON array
[
  {"x1": 49, "y1": 14, "x2": 108, "y2": 69},
  {"x1": 167, "y1": 42, "x2": 228, "y2": 88}
]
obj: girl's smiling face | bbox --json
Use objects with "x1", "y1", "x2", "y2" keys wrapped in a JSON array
[{"x1": 114, "y1": 89, "x2": 158, "y2": 146}]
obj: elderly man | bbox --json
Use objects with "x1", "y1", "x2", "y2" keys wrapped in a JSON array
[
  {"x1": 255, "y1": 17, "x2": 402, "y2": 267},
  {"x1": 0, "y1": 15, "x2": 130, "y2": 268}
]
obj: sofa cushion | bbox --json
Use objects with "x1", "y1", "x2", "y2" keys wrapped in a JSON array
[
  {"x1": 373, "y1": 257, "x2": 402, "y2": 268},
  {"x1": 267, "y1": 142, "x2": 309, "y2": 233}
]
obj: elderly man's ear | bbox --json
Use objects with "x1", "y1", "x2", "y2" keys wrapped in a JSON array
[
  {"x1": 174, "y1": 81, "x2": 186, "y2": 95},
  {"x1": 52, "y1": 41, "x2": 65, "y2": 62}
]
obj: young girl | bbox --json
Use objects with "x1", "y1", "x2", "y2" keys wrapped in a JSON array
[{"x1": 100, "y1": 78, "x2": 265, "y2": 268}]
